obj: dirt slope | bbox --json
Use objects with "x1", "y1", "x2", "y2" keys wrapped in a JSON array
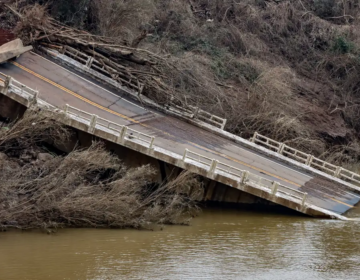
[{"x1": 2, "y1": 0, "x2": 360, "y2": 170}]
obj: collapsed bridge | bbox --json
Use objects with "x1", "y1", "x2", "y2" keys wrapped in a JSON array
[{"x1": 0, "y1": 47, "x2": 360, "y2": 219}]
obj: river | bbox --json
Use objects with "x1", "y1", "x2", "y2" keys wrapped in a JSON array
[{"x1": 1, "y1": 207, "x2": 360, "y2": 280}]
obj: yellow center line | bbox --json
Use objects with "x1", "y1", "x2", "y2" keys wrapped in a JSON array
[
  {"x1": 324, "y1": 195, "x2": 354, "y2": 208},
  {"x1": 11, "y1": 61, "x2": 301, "y2": 187}
]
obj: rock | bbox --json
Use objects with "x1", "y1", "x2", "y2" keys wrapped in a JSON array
[
  {"x1": 0, "y1": 152, "x2": 8, "y2": 161},
  {"x1": 37, "y1": 153, "x2": 54, "y2": 162}
]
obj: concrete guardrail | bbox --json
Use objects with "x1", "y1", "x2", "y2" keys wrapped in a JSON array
[
  {"x1": 182, "y1": 148, "x2": 308, "y2": 206},
  {"x1": 251, "y1": 132, "x2": 360, "y2": 186},
  {"x1": 1, "y1": 75, "x2": 39, "y2": 100},
  {"x1": 41, "y1": 46, "x2": 227, "y2": 130}
]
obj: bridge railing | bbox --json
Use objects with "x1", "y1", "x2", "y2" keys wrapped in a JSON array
[
  {"x1": 10, "y1": 78, "x2": 38, "y2": 97},
  {"x1": 64, "y1": 104, "x2": 93, "y2": 124},
  {"x1": 310, "y1": 157, "x2": 338, "y2": 175},
  {"x1": 183, "y1": 149, "x2": 213, "y2": 167},
  {"x1": 182, "y1": 149, "x2": 308, "y2": 206},
  {"x1": 337, "y1": 168, "x2": 360, "y2": 185},
  {"x1": 249, "y1": 132, "x2": 282, "y2": 152},
  {"x1": 281, "y1": 145, "x2": 309, "y2": 164},
  {"x1": 96, "y1": 116, "x2": 124, "y2": 133},
  {"x1": 64, "y1": 104, "x2": 155, "y2": 149},
  {"x1": 2, "y1": 76, "x2": 311, "y2": 210},
  {"x1": 45, "y1": 46, "x2": 228, "y2": 130},
  {"x1": 251, "y1": 132, "x2": 360, "y2": 186},
  {"x1": 62, "y1": 45, "x2": 145, "y2": 93},
  {"x1": 216, "y1": 161, "x2": 244, "y2": 178},
  {"x1": 247, "y1": 173, "x2": 274, "y2": 190},
  {"x1": 191, "y1": 106, "x2": 227, "y2": 130},
  {"x1": 7, "y1": 77, "x2": 39, "y2": 99},
  {"x1": 277, "y1": 184, "x2": 307, "y2": 204},
  {"x1": 124, "y1": 126, "x2": 155, "y2": 149}
]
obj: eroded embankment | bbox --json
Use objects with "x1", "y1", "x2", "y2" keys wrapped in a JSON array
[{"x1": 0, "y1": 111, "x2": 203, "y2": 231}]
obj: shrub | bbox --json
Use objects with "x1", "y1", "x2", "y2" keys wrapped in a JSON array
[{"x1": 332, "y1": 36, "x2": 355, "y2": 54}]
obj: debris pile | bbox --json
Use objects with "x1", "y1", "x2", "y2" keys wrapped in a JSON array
[{"x1": 3, "y1": 3, "x2": 185, "y2": 106}]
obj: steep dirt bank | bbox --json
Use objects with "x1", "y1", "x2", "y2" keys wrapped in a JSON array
[{"x1": 1, "y1": 0, "x2": 360, "y2": 170}]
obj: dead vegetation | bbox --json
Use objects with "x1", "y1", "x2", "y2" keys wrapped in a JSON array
[
  {"x1": 0, "y1": 111, "x2": 203, "y2": 230},
  {"x1": 2, "y1": 0, "x2": 360, "y2": 169}
]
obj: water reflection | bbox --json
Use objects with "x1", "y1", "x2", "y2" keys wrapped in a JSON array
[{"x1": 1, "y1": 209, "x2": 360, "y2": 280}]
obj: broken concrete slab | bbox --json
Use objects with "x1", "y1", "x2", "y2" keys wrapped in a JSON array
[{"x1": 0, "y1": 39, "x2": 33, "y2": 64}]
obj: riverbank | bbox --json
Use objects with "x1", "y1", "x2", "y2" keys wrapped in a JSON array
[{"x1": 0, "y1": 111, "x2": 202, "y2": 230}]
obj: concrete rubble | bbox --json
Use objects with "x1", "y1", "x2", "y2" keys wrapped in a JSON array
[{"x1": 0, "y1": 39, "x2": 32, "y2": 64}]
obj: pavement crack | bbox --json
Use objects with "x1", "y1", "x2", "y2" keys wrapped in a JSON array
[{"x1": 106, "y1": 97, "x2": 121, "y2": 109}]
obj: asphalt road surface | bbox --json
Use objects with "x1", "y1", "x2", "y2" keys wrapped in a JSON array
[{"x1": 1, "y1": 52, "x2": 359, "y2": 215}]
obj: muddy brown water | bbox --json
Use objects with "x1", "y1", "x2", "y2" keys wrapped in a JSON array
[{"x1": 1, "y1": 208, "x2": 360, "y2": 280}]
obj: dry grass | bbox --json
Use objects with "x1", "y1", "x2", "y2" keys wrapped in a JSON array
[
  {"x1": 0, "y1": 111, "x2": 203, "y2": 230},
  {"x1": 90, "y1": 0, "x2": 155, "y2": 44},
  {"x1": 4, "y1": 0, "x2": 360, "y2": 163}
]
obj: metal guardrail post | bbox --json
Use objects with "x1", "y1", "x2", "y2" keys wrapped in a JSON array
[
  {"x1": 241, "y1": 171, "x2": 250, "y2": 184},
  {"x1": 149, "y1": 137, "x2": 155, "y2": 149},
  {"x1": 272, "y1": 182, "x2": 279, "y2": 195},
  {"x1": 301, "y1": 193, "x2": 308, "y2": 207},
  {"x1": 182, "y1": 149, "x2": 188, "y2": 162},
  {"x1": 64, "y1": 104, "x2": 69, "y2": 114}
]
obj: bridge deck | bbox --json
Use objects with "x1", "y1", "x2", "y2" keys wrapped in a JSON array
[{"x1": 0, "y1": 52, "x2": 359, "y2": 217}]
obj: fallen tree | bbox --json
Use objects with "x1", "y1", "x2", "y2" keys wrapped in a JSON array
[
  {"x1": 0, "y1": 111, "x2": 203, "y2": 230},
  {"x1": 2, "y1": 3, "x2": 188, "y2": 106}
]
